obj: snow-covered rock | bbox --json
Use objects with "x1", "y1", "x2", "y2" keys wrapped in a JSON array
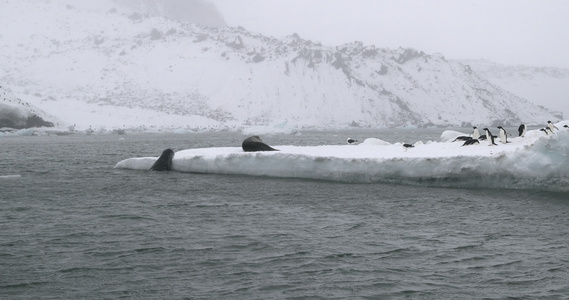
[{"x1": 0, "y1": 85, "x2": 58, "y2": 129}]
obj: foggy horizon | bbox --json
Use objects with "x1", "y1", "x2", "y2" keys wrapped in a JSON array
[{"x1": 214, "y1": 0, "x2": 569, "y2": 69}]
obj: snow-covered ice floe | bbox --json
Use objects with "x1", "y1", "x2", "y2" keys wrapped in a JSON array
[{"x1": 115, "y1": 129, "x2": 569, "y2": 191}]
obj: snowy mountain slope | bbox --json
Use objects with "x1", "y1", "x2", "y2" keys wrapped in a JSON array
[
  {"x1": 461, "y1": 59, "x2": 569, "y2": 119},
  {"x1": 0, "y1": 0, "x2": 559, "y2": 131}
]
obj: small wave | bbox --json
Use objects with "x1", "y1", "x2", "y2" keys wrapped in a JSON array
[
  {"x1": 134, "y1": 247, "x2": 167, "y2": 254},
  {"x1": 100, "y1": 214, "x2": 157, "y2": 221},
  {"x1": 1, "y1": 281, "x2": 50, "y2": 289},
  {"x1": 489, "y1": 259, "x2": 523, "y2": 268},
  {"x1": 324, "y1": 253, "x2": 357, "y2": 259},
  {"x1": 0, "y1": 174, "x2": 21, "y2": 179}
]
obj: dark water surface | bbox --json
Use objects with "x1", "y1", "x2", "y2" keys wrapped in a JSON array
[{"x1": 1, "y1": 131, "x2": 568, "y2": 299}]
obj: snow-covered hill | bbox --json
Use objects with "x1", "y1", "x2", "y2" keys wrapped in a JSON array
[
  {"x1": 0, "y1": 0, "x2": 560, "y2": 131},
  {"x1": 462, "y1": 59, "x2": 569, "y2": 120}
]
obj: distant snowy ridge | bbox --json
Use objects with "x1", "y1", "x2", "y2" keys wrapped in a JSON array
[
  {"x1": 462, "y1": 59, "x2": 569, "y2": 120},
  {"x1": 116, "y1": 123, "x2": 569, "y2": 192},
  {"x1": 0, "y1": 0, "x2": 560, "y2": 131}
]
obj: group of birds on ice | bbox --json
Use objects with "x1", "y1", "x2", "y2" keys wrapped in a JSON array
[
  {"x1": 346, "y1": 121, "x2": 569, "y2": 148},
  {"x1": 148, "y1": 123, "x2": 567, "y2": 171},
  {"x1": 451, "y1": 121, "x2": 567, "y2": 147}
]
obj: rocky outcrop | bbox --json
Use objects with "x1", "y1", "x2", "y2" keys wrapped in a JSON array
[{"x1": 0, "y1": 86, "x2": 55, "y2": 129}]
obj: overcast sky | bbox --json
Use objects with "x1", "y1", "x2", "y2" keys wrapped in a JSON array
[{"x1": 214, "y1": 0, "x2": 569, "y2": 68}]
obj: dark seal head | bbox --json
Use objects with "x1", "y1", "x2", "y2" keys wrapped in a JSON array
[
  {"x1": 242, "y1": 136, "x2": 278, "y2": 152},
  {"x1": 150, "y1": 148, "x2": 175, "y2": 171}
]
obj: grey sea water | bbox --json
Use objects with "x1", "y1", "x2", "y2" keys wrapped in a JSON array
[{"x1": 1, "y1": 129, "x2": 568, "y2": 299}]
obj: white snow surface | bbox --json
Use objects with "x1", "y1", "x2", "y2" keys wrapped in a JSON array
[{"x1": 115, "y1": 123, "x2": 569, "y2": 191}]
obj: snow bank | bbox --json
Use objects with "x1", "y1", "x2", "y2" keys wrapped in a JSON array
[{"x1": 115, "y1": 128, "x2": 569, "y2": 191}]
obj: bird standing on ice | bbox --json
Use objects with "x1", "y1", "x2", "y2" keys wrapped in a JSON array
[
  {"x1": 346, "y1": 138, "x2": 358, "y2": 144},
  {"x1": 472, "y1": 126, "x2": 480, "y2": 139},
  {"x1": 518, "y1": 124, "x2": 526, "y2": 137},
  {"x1": 483, "y1": 128, "x2": 497, "y2": 146},
  {"x1": 547, "y1": 121, "x2": 559, "y2": 132},
  {"x1": 497, "y1": 126, "x2": 509, "y2": 143}
]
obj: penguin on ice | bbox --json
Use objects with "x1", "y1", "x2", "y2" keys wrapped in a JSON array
[
  {"x1": 547, "y1": 121, "x2": 559, "y2": 132},
  {"x1": 462, "y1": 138, "x2": 479, "y2": 146},
  {"x1": 497, "y1": 126, "x2": 509, "y2": 143},
  {"x1": 540, "y1": 128, "x2": 551, "y2": 135},
  {"x1": 518, "y1": 124, "x2": 526, "y2": 137},
  {"x1": 452, "y1": 136, "x2": 472, "y2": 142},
  {"x1": 472, "y1": 126, "x2": 480, "y2": 140},
  {"x1": 483, "y1": 128, "x2": 497, "y2": 146},
  {"x1": 564, "y1": 125, "x2": 569, "y2": 129},
  {"x1": 346, "y1": 138, "x2": 358, "y2": 144}
]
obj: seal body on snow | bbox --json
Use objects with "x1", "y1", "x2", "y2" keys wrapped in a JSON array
[{"x1": 242, "y1": 136, "x2": 278, "y2": 152}]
